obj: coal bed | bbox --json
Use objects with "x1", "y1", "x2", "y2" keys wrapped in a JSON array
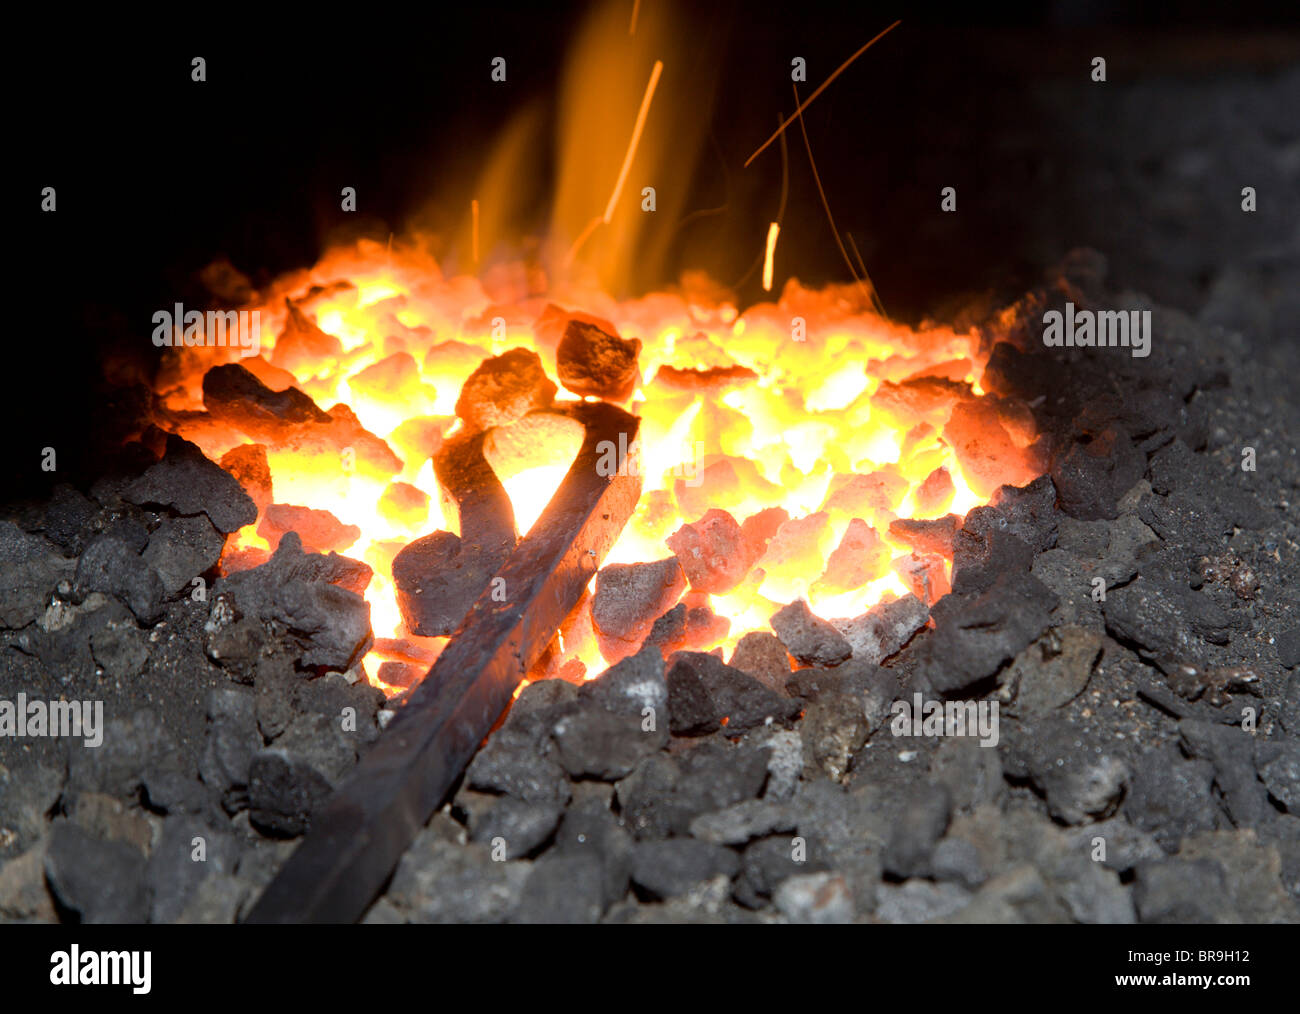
[{"x1": 5, "y1": 5, "x2": 1299, "y2": 933}]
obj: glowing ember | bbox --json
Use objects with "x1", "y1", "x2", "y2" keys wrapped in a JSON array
[{"x1": 152, "y1": 236, "x2": 1039, "y2": 696}]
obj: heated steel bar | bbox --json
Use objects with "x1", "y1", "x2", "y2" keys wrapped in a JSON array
[{"x1": 244, "y1": 402, "x2": 642, "y2": 923}]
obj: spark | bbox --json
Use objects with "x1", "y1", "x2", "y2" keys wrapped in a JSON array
[
  {"x1": 762, "y1": 221, "x2": 780, "y2": 291},
  {"x1": 743, "y1": 20, "x2": 901, "y2": 168},
  {"x1": 566, "y1": 59, "x2": 665, "y2": 269},
  {"x1": 629, "y1": 0, "x2": 640, "y2": 35},
  {"x1": 563, "y1": 215, "x2": 604, "y2": 271},
  {"x1": 793, "y1": 82, "x2": 872, "y2": 305},
  {"x1": 733, "y1": 112, "x2": 789, "y2": 291},
  {"x1": 604, "y1": 59, "x2": 664, "y2": 224},
  {"x1": 847, "y1": 232, "x2": 887, "y2": 317}
]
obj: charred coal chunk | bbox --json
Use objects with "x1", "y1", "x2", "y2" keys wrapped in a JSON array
[
  {"x1": 270, "y1": 533, "x2": 372, "y2": 596},
  {"x1": 1050, "y1": 425, "x2": 1144, "y2": 521},
  {"x1": 531, "y1": 303, "x2": 620, "y2": 355},
  {"x1": 578, "y1": 644, "x2": 669, "y2": 720},
  {"x1": 951, "y1": 528, "x2": 1035, "y2": 596},
  {"x1": 43, "y1": 821, "x2": 149, "y2": 924},
  {"x1": 515, "y1": 854, "x2": 604, "y2": 924},
  {"x1": 467, "y1": 796, "x2": 563, "y2": 858},
  {"x1": 145, "y1": 816, "x2": 240, "y2": 923},
  {"x1": 917, "y1": 571, "x2": 1058, "y2": 696},
  {"x1": 269, "y1": 580, "x2": 373, "y2": 671},
  {"x1": 143, "y1": 514, "x2": 225, "y2": 598},
  {"x1": 66, "y1": 708, "x2": 183, "y2": 802},
  {"x1": 391, "y1": 530, "x2": 512, "y2": 638},
  {"x1": 74, "y1": 535, "x2": 165, "y2": 624},
  {"x1": 687, "y1": 798, "x2": 797, "y2": 849},
  {"x1": 0, "y1": 764, "x2": 63, "y2": 862},
  {"x1": 455, "y1": 347, "x2": 557, "y2": 432},
  {"x1": 1122, "y1": 746, "x2": 1221, "y2": 852},
  {"x1": 882, "y1": 784, "x2": 952, "y2": 879},
  {"x1": 125, "y1": 432, "x2": 257, "y2": 534},
  {"x1": 550, "y1": 700, "x2": 665, "y2": 780},
  {"x1": 385, "y1": 834, "x2": 527, "y2": 923},
  {"x1": 1179, "y1": 720, "x2": 1272, "y2": 827},
  {"x1": 1132, "y1": 858, "x2": 1236, "y2": 924},
  {"x1": 616, "y1": 740, "x2": 772, "y2": 839},
  {"x1": 1004, "y1": 626, "x2": 1103, "y2": 716},
  {"x1": 642, "y1": 601, "x2": 730, "y2": 658},
  {"x1": 292, "y1": 671, "x2": 385, "y2": 747},
  {"x1": 0, "y1": 521, "x2": 74, "y2": 629},
  {"x1": 203, "y1": 362, "x2": 332, "y2": 437},
  {"x1": 208, "y1": 532, "x2": 373, "y2": 674},
  {"x1": 665, "y1": 650, "x2": 801, "y2": 736},
  {"x1": 789, "y1": 659, "x2": 899, "y2": 781},
  {"x1": 1277, "y1": 626, "x2": 1300, "y2": 671},
  {"x1": 1257, "y1": 742, "x2": 1300, "y2": 816},
  {"x1": 12, "y1": 594, "x2": 142, "y2": 687},
  {"x1": 89, "y1": 612, "x2": 150, "y2": 680},
  {"x1": 629, "y1": 838, "x2": 740, "y2": 900},
  {"x1": 28, "y1": 484, "x2": 98, "y2": 555},
  {"x1": 205, "y1": 364, "x2": 401, "y2": 477},
  {"x1": 198, "y1": 688, "x2": 261, "y2": 815},
  {"x1": 553, "y1": 798, "x2": 633, "y2": 907},
  {"x1": 831, "y1": 594, "x2": 929, "y2": 665},
  {"x1": 1102, "y1": 574, "x2": 1237, "y2": 659},
  {"x1": 736, "y1": 835, "x2": 829, "y2": 907},
  {"x1": 465, "y1": 727, "x2": 571, "y2": 806},
  {"x1": 556, "y1": 319, "x2": 641, "y2": 401},
  {"x1": 591, "y1": 557, "x2": 686, "y2": 664},
  {"x1": 248, "y1": 713, "x2": 359, "y2": 837},
  {"x1": 770, "y1": 599, "x2": 852, "y2": 668},
  {"x1": 1003, "y1": 716, "x2": 1129, "y2": 825},
  {"x1": 492, "y1": 681, "x2": 577, "y2": 753},
  {"x1": 974, "y1": 474, "x2": 1060, "y2": 553}
]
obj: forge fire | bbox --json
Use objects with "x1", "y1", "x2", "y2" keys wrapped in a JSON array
[{"x1": 150, "y1": 239, "x2": 1037, "y2": 698}]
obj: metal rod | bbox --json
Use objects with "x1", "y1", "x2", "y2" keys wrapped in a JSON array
[{"x1": 244, "y1": 402, "x2": 642, "y2": 923}]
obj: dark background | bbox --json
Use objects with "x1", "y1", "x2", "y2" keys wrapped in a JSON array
[{"x1": 11, "y1": 0, "x2": 1300, "y2": 496}]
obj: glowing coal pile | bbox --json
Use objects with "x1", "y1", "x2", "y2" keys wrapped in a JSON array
[{"x1": 150, "y1": 237, "x2": 1042, "y2": 696}]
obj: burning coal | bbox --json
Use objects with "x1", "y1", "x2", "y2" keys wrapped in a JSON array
[{"x1": 150, "y1": 236, "x2": 1041, "y2": 695}]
